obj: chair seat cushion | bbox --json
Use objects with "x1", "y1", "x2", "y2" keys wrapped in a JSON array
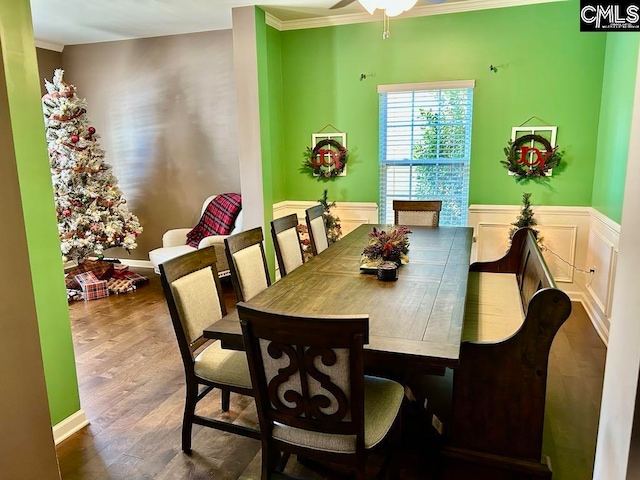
[
  {"x1": 462, "y1": 272, "x2": 525, "y2": 343},
  {"x1": 272, "y1": 375, "x2": 404, "y2": 454},
  {"x1": 194, "y1": 341, "x2": 252, "y2": 389}
]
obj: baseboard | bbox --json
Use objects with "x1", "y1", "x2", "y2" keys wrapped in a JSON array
[
  {"x1": 441, "y1": 445, "x2": 552, "y2": 479},
  {"x1": 577, "y1": 293, "x2": 610, "y2": 346},
  {"x1": 64, "y1": 257, "x2": 154, "y2": 270},
  {"x1": 52, "y1": 410, "x2": 89, "y2": 445}
]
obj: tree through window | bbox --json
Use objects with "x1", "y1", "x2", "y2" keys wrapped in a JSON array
[{"x1": 378, "y1": 81, "x2": 475, "y2": 226}]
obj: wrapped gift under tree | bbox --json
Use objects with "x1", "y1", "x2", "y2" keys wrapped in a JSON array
[{"x1": 74, "y1": 271, "x2": 109, "y2": 301}]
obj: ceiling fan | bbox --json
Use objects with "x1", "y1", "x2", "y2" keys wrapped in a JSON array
[{"x1": 330, "y1": 0, "x2": 420, "y2": 16}]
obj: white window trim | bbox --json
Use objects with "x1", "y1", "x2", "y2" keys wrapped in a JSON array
[
  {"x1": 377, "y1": 80, "x2": 476, "y2": 94},
  {"x1": 378, "y1": 82, "x2": 475, "y2": 226}
]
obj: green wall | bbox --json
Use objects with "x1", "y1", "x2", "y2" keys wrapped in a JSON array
[
  {"x1": 276, "y1": 0, "x2": 606, "y2": 208},
  {"x1": 0, "y1": 0, "x2": 80, "y2": 424},
  {"x1": 592, "y1": 33, "x2": 640, "y2": 224},
  {"x1": 256, "y1": 8, "x2": 286, "y2": 275}
]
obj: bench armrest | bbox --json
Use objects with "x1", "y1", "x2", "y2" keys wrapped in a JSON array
[
  {"x1": 469, "y1": 227, "x2": 530, "y2": 274},
  {"x1": 162, "y1": 228, "x2": 191, "y2": 247}
]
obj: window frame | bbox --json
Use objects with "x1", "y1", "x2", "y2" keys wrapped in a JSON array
[{"x1": 377, "y1": 80, "x2": 475, "y2": 226}]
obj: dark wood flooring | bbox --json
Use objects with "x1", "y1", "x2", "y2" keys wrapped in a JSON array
[{"x1": 57, "y1": 271, "x2": 605, "y2": 480}]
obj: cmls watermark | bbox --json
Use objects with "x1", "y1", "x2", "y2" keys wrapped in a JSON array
[{"x1": 580, "y1": 1, "x2": 640, "y2": 30}]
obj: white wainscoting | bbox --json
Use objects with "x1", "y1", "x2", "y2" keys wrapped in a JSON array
[
  {"x1": 583, "y1": 209, "x2": 620, "y2": 342},
  {"x1": 469, "y1": 205, "x2": 618, "y2": 345},
  {"x1": 272, "y1": 200, "x2": 379, "y2": 235}
]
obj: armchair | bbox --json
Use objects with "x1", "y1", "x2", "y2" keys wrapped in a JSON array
[{"x1": 149, "y1": 195, "x2": 243, "y2": 276}]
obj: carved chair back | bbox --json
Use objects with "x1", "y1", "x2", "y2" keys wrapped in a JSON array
[{"x1": 238, "y1": 303, "x2": 369, "y2": 453}]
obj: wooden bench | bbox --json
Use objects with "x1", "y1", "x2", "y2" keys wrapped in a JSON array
[{"x1": 442, "y1": 227, "x2": 572, "y2": 479}]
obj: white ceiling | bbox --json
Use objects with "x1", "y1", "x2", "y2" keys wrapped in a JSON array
[
  {"x1": 29, "y1": 0, "x2": 556, "y2": 48},
  {"x1": 29, "y1": 0, "x2": 367, "y2": 46}
]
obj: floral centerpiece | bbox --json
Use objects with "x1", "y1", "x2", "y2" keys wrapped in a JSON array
[{"x1": 361, "y1": 226, "x2": 412, "y2": 268}]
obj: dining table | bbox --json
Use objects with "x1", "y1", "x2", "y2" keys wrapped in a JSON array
[{"x1": 204, "y1": 223, "x2": 473, "y2": 379}]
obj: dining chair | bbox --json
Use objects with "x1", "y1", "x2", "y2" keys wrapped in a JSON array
[
  {"x1": 270, "y1": 213, "x2": 305, "y2": 278},
  {"x1": 238, "y1": 302, "x2": 405, "y2": 480},
  {"x1": 159, "y1": 247, "x2": 258, "y2": 452},
  {"x1": 224, "y1": 226, "x2": 271, "y2": 302},
  {"x1": 305, "y1": 204, "x2": 329, "y2": 255},
  {"x1": 393, "y1": 200, "x2": 443, "y2": 227}
]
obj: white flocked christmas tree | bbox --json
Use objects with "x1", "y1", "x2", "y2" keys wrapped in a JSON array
[{"x1": 43, "y1": 69, "x2": 142, "y2": 264}]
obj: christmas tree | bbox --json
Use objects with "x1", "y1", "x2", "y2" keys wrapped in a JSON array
[
  {"x1": 42, "y1": 69, "x2": 142, "y2": 264},
  {"x1": 509, "y1": 192, "x2": 541, "y2": 242},
  {"x1": 318, "y1": 190, "x2": 342, "y2": 244}
]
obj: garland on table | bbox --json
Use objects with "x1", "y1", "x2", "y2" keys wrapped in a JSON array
[
  {"x1": 501, "y1": 134, "x2": 563, "y2": 182},
  {"x1": 303, "y1": 139, "x2": 349, "y2": 179}
]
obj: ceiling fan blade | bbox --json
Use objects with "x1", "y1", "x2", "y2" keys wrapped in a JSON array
[{"x1": 330, "y1": 0, "x2": 357, "y2": 9}]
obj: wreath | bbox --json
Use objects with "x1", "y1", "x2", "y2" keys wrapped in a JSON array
[
  {"x1": 501, "y1": 134, "x2": 563, "y2": 182},
  {"x1": 303, "y1": 139, "x2": 348, "y2": 180}
]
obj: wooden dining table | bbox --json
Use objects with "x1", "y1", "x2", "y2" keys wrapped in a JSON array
[{"x1": 204, "y1": 224, "x2": 473, "y2": 378}]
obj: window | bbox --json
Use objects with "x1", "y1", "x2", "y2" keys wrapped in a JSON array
[{"x1": 378, "y1": 81, "x2": 475, "y2": 226}]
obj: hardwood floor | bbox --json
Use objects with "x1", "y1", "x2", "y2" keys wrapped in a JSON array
[{"x1": 57, "y1": 270, "x2": 605, "y2": 479}]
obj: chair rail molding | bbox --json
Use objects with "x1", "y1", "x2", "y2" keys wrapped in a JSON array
[
  {"x1": 469, "y1": 205, "x2": 619, "y2": 345},
  {"x1": 273, "y1": 200, "x2": 378, "y2": 236}
]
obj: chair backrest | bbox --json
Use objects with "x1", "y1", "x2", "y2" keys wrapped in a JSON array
[
  {"x1": 159, "y1": 247, "x2": 227, "y2": 367},
  {"x1": 393, "y1": 200, "x2": 442, "y2": 227},
  {"x1": 271, "y1": 214, "x2": 304, "y2": 277},
  {"x1": 224, "y1": 227, "x2": 271, "y2": 302},
  {"x1": 200, "y1": 195, "x2": 243, "y2": 235},
  {"x1": 305, "y1": 204, "x2": 329, "y2": 255},
  {"x1": 238, "y1": 303, "x2": 369, "y2": 452}
]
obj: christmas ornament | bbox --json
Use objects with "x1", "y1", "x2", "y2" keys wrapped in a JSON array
[
  {"x1": 71, "y1": 135, "x2": 79, "y2": 143},
  {"x1": 88, "y1": 126, "x2": 96, "y2": 135}
]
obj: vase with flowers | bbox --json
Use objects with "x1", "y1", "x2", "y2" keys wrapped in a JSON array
[{"x1": 360, "y1": 226, "x2": 412, "y2": 269}]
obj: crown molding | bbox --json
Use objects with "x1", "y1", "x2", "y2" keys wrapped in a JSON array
[
  {"x1": 35, "y1": 40, "x2": 65, "y2": 52},
  {"x1": 270, "y1": 0, "x2": 564, "y2": 31},
  {"x1": 265, "y1": 11, "x2": 284, "y2": 30}
]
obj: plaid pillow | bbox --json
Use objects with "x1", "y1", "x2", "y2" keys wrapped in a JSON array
[{"x1": 186, "y1": 193, "x2": 242, "y2": 248}]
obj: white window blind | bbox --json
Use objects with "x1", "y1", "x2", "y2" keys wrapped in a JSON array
[{"x1": 379, "y1": 83, "x2": 474, "y2": 226}]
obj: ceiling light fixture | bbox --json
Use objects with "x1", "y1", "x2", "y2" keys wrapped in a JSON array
[
  {"x1": 358, "y1": 0, "x2": 418, "y2": 38},
  {"x1": 358, "y1": 0, "x2": 419, "y2": 17}
]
